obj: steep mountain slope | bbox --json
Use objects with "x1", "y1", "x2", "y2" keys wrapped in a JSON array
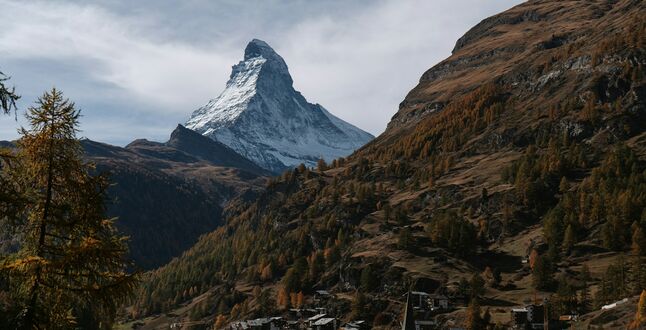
[
  {"x1": 186, "y1": 39, "x2": 374, "y2": 173},
  {"x1": 82, "y1": 125, "x2": 268, "y2": 269},
  {"x1": 134, "y1": 1, "x2": 645, "y2": 328}
]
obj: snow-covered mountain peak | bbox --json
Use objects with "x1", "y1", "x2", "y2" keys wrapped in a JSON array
[
  {"x1": 185, "y1": 39, "x2": 374, "y2": 173},
  {"x1": 244, "y1": 39, "x2": 286, "y2": 66}
]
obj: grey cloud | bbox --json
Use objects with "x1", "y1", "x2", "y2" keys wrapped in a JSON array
[{"x1": 0, "y1": 0, "x2": 523, "y2": 145}]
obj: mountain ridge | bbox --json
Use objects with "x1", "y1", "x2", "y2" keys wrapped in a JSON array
[
  {"x1": 186, "y1": 39, "x2": 374, "y2": 173},
  {"x1": 0, "y1": 124, "x2": 270, "y2": 270}
]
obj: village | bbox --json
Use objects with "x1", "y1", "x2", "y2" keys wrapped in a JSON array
[{"x1": 215, "y1": 288, "x2": 596, "y2": 330}]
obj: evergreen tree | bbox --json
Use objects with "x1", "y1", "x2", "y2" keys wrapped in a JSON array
[
  {"x1": 351, "y1": 291, "x2": 367, "y2": 320},
  {"x1": 360, "y1": 264, "x2": 379, "y2": 292},
  {"x1": 482, "y1": 308, "x2": 492, "y2": 327},
  {"x1": 316, "y1": 158, "x2": 327, "y2": 172},
  {"x1": 632, "y1": 226, "x2": 646, "y2": 256},
  {"x1": 257, "y1": 289, "x2": 273, "y2": 316},
  {"x1": 532, "y1": 254, "x2": 554, "y2": 290},
  {"x1": 563, "y1": 224, "x2": 575, "y2": 255},
  {"x1": 308, "y1": 252, "x2": 325, "y2": 285},
  {"x1": 631, "y1": 257, "x2": 646, "y2": 295},
  {"x1": 1, "y1": 89, "x2": 138, "y2": 329},
  {"x1": 466, "y1": 298, "x2": 484, "y2": 330},
  {"x1": 469, "y1": 273, "x2": 485, "y2": 298},
  {"x1": 0, "y1": 71, "x2": 20, "y2": 115},
  {"x1": 398, "y1": 227, "x2": 413, "y2": 251},
  {"x1": 579, "y1": 264, "x2": 592, "y2": 313},
  {"x1": 559, "y1": 176, "x2": 569, "y2": 193}
]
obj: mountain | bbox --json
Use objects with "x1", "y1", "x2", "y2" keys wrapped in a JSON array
[
  {"x1": 134, "y1": 1, "x2": 645, "y2": 329},
  {"x1": 81, "y1": 125, "x2": 268, "y2": 269},
  {"x1": 185, "y1": 39, "x2": 374, "y2": 173}
]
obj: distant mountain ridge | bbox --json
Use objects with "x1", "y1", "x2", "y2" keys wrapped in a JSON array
[
  {"x1": 0, "y1": 124, "x2": 268, "y2": 270},
  {"x1": 82, "y1": 125, "x2": 268, "y2": 269},
  {"x1": 186, "y1": 39, "x2": 374, "y2": 173}
]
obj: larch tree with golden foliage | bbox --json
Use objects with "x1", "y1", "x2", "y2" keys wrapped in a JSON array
[
  {"x1": 0, "y1": 71, "x2": 25, "y2": 329},
  {"x1": 631, "y1": 290, "x2": 646, "y2": 329},
  {"x1": 0, "y1": 88, "x2": 138, "y2": 329}
]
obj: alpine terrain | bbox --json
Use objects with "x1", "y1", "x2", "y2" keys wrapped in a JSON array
[
  {"x1": 132, "y1": 0, "x2": 645, "y2": 329},
  {"x1": 1, "y1": 0, "x2": 645, "y2": 329},
  {"x1": 186, "y1": 39, "x2": 374, "y2": 173}
]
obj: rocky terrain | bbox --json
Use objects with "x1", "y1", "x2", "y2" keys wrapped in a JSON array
[{"x1": 186, "y1": 39, "x2": 374, "y2": 173}]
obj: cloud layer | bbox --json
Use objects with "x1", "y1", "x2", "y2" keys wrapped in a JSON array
[{"x1": 0, "y1": 0, "x2": 522, "y2": 145}]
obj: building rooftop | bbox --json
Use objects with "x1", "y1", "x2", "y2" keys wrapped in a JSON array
[
  {"x1": 313, "y1": 317, "x2": 337, "y2": 326},
  {"x1": 307, "y1": 313, "x2": 327, "y2": 322}
]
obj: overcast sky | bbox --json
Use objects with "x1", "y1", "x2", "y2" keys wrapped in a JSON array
[{"x1": 0, "y1": 0, "x2": 523, "y2": 146}]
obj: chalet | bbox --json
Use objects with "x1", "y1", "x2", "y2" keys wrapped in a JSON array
[
  {"x1": 414, "y1": 320, "x2": 436, "y2": 329},
  {"x1": 307, "y1": 313, "x2": 327, "y2": 328},
  {"x1": 285, "y1": 320, "x2": 300, "y2": 329},
  {"x1": 315, "y1": 290, "x2": 331, "y2": 298},
  {"x1": 511, "y1": 307, "x2": 528, "y2": 326},
  {"x1": 341, "y1": 320, "x2": 366, "y2": 330},
  {"x1": 288, "y1": 308, "x2": 317, "y2": 320},
  {"x1": 402, "y1": 291, "x2": 437, "y2": 330},
  {"x1": 409, "y1": 291, "x2": 430, "y2": 310},
  {"x1": 228, "y1": 317, "x2": 284, "y2": 330},
  {"x1": 511, "y1": 304, "x2": 545, "y2": 329},
  {"x1": 428, "y1": 294, "x2": 449, "y2": 310},
  {"x1": 312, "y1": 317, "x2": 338, "y2": 330},
  {"x1": 314, "y1": 307, "x2": 327, "y2": 315}
]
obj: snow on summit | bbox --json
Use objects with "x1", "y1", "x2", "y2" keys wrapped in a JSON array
[{"x1": 186, "y1": 39, "x2": 374, "y2": 173}]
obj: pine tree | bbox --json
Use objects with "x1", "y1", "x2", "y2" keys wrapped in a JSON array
[
  {"x1": 482, "y1": 307, "x2": 492, "y2": 327},
  {"x1": 532, "y1": 254, "x2": 554, "y2": 290},
  {"x1": 579, "y1": 264, "x2": 592, "y2": 313},
  {"x1": 559, "y1": 176, "x2": 569, "y2": 193},
  {"x1": 0, "y1": 71, "x2": 20, "y2": 115},
  {"x1": 360, "y1": 264, "x2": 379, "y2": 292},
  {"x1": 466, "y1": 298, "x2": 484, "y2": 330},
  {"x1": 308, "y1": 252, "x2": 325, "y2": 284},
  {"x1": 398, "y1": 227, "x2": 412, "y2": 251},
  {"x1": 630, "y1": 257, "x2": 646, "y2": 295},
  {"x1": 563, "y1": 224, "x2": 575, "y2": 255},
  {"x1": 1, "y1": 89, "x2": 138, "y2": 329},
  {"x1": 351, "y1": 291, "x2": 366, "y2": 319},
  {"x1": 316, "y1": 158, "x2": 327, "y2": 172},
  {"x1": 469, "y1": 273, "x2": 485, "y2": 298},
  {"x1": 632, "y1": 226, "x2": 646, "y2": 256}
]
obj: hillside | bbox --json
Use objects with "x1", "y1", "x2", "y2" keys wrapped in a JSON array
[
  {"x1": 80, "y1": 125, "x2": 268, "y2": 270},
  {"x1": 131, "y1": 0, "x2": 645, "y2": 328},
  {"x1": 80, "y1": 125, "x2": 268, "y2": 269}
]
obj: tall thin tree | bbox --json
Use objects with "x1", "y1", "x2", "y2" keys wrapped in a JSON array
[{"x1": 1, "y1": 88, "x2": 137, "y2": 329}]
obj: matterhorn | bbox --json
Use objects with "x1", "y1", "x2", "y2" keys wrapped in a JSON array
[{"x1": 185, "y1": 39, "x2": 374, "y2": 173}]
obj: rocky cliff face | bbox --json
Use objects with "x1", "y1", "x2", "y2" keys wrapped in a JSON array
[
  {"x1": 186, "y1": 39, "x2": 374, "y2": 173},
  {"x1": 388, "y1": 0, "x2": 645, "y2": 132}
]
